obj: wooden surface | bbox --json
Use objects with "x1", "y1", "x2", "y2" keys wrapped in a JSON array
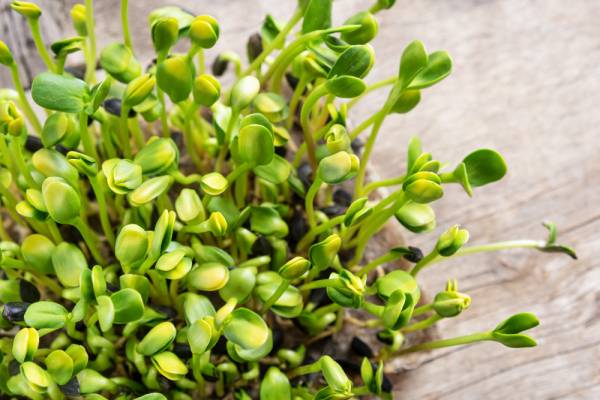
[{"x1": 1, "y1": 0, "x2": 599, "y2": 398}]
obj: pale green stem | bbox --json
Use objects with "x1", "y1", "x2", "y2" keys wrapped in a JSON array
[
  {"x1": 362, "y1": 174, "x2": 406, "y2": 195},
  {"x1": 412, "y1": 303, "x2": 434, "y2": 317},
  {"x1": 9, "y1": 63, "x2": 42, "y2": 134},
  {"x1": 453, "y1": 240, "x2": 546, "y2": 257},
  {"x1": 73, "y1": 218, "x2": 106, "y2": 264},
  {"x1": 89, "y1": 176, "x2": 115, "y2": 248},
  {"x1": 392, "y1": 332, "x2": 492, "y2": 356},
  {"x1": 121, "y1": 0, "x2": 132, "y2": 49},
  {"x1": 296, "y1": 215, "x2": 345, "y2": 252},
  {"x1": 0, "y1": 134, "x2": 17, "y2": 178},
  {"x1": 402, "y1": 314, "x2": 442, "y2": 333},
  {"x1": 347, "y1": 76, "x2": 396, "y2": 109},
  {"x1": 215, "y1": 109, "x2": 239, "y2": 172},
  {"x1": 305, "y1": 177, "x2": 323, "y2": 228},
  {"x1": 226, "y1": 162, "x2": 251, "y2": 184},
  {"x1": 118, "y1": 106, "x2": 133, "y2": 158},
  {"x1": 129, "y1": 117, "x2": 145, "y2": 150},
  {"x1": 300, "y1": 83, "x2": 328, "y2": 173},
  {"x1": 356, "y1": 251, "x2": 403, "y2": 277},
  {"x1": 85, "y1": 0, "x2": 97, "y2": 83},
  {"x1": 349, "y1": 110, "x2": 381, "y2": 140},
  {"x1": 354, "y1": 85, "x2": 403, "y2": 197},
  {"x1": 155, "y1": 53, "x2": 170, "y2": 137},
  {"x1": 409, "y1": 251, "x2": 440, "y2": 277},
  {"x1": 46, "y1": 220, "x2": 63, "y2": 244},
  {"x1": 9, "y1": 134, "x2": 37, "y2": 188},
  {"x1": 80, "y1": 111, "x2": 99, "y2": 161},
  {"x1": 28, "y1": 18, "x2": 55, "y2": 72},
  {"x1": 242, "y1": 7, "x2": 304, "y2": 76},
  {"x1": 286, "y1": 74, "x2": 309, "y2": 130},
  {"x1": 260, "y1": 279, "x2": 290, "y2": 314}
]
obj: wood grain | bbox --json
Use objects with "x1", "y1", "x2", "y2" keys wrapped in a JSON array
[{"x1": 1, "y1": 0, "x2": 599, "y2": 398}]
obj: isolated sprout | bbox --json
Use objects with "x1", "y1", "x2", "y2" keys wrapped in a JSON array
[{"x1": 0, "y1": 0, "x2": 575, "y2": 399}]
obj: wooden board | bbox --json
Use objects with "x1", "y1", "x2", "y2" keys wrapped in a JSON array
[{"x1": 1, "y1": 0, "x2": 599, "y2": 398}]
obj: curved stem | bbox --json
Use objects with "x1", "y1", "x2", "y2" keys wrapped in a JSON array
[
  {"x1": 401, "y1": 314, "x2": 442, "y2": 333},
  {"x1": 73, "y1": 218, "x2": 106, "y2": 264},
  {"x1": 300, "y1": 83, "x2": 328, "y2": 173},
  {"x1": 28, "y1": 18, "x2": 55, "y2": 72},
  {"x1": 362, "y1": 174, "x2": 406, "y2": 195},
  {"x1": 356, "y1": 251, "x2": 402, "y2": 277},
  {"x1": 9, "y1": 63, "x2": 41, "y2": 134},
  {"x1": 121, "y1": 0, "x2": 132, "y2": 50},
  {"x1": 349, "y1": 110, "x2": 380, "y2": 140},
  {"x1": 226, "y1": 162, "x2": 251, "y2": 184},
  {"x1": 286, "y1": 74, "x2": 309, "y2": 130},
  {"x1": 84, "y1": 0, "x2": 97, "y2": 83},
  {"x1": 305, "y1": 177, "x2": 323, "y2": 228},
  {"x1": 409, "y1": 251, "x2": 440, "y2": 277},
  {"x1": 347, "y1": 76, "x2": 396, "y2": 109}
]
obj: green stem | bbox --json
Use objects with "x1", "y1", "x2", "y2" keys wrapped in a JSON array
[
  {"x1": 80, "y1": 111, "x2": 99, "y2": 161},
  {"x1": 46, "y1": 220, "x2": 63, "y2": 244},
  {"x1": 305, "y1": 177, "x2": 322, "y2": 228},
  {"x1": 242, "y1": 7, "x2": 303, "y2": 76},
  {"x1": 296, "y1": 214, "x2": 345, "y2": 252},
  {"x1": 286, "y1": 74, "x2": 309, "y2": 130},
  {"x1": 356, "y1": 251, "x2": 402, "y2": 277},
  {"x1": 354, "y1": 85, "x2": 403, "y2": 197},
  {"x1": 0, "y1": 211, "x2": 11, "y2": 241},
  {"x1": 84, "y1": 0, "x2": 97, "y2": 83},
  {"x1": 349, "y1": 110, "x2": 381, "y2": 140},
  {"x1": 215, "y1": 109, "x2": 239, "y2": 172},
  {"x1": 118, "y1": 105, "x2": 133, "y2": 158},
  {"x1": 260, "y1": 279, "x2": 290, "y2": 314},
  {"x1": 226, "y1": 162, "x2": 251, "y2": 184},
  {"x1": 0, "y1": 134, "x2": 17, "y2": 178},
  {"x1": 409, "y1": 251, "x2": 440, "y2": 277},
  {"x1": 155, "y1": 53, "x2": 170, "y2": 137},
  {"x1": 453, "y1": 240, "x2": 546, "y2": 257},
  {"x1": 287, "y1": 361, "x2": 322, "y2": 379},
  {"x1": 412, "y1": 303, "x2": 434, "y2": 317},
  {"x1": 196, "y1": 48, "x2": 205, "y2": 74},
  {"x1": 392, "y1": 332, "x2": 492, "y2": 356},
  {"x1": 347, "y1": 76, "x2": 396, "y2": 109},
  {"x1": 121, "y1": 0, "x2": 132, "y2": 50},
  {"x1": 89, "y1": 176, "x2": 115, "y2": 248},
  {"x1": 9, "y1": 63, "x2": 42, "y2": 134},
  {"x1": 362, "y1": 174, "x2": 406, "y2": 195},
  {"x1": 73, "y1": 218, "x2": 106, "y2": 264},
  {"x1": 10, "y1": 134, "x2": 37, "y2": 188},
  {"x1": 300, "y1": 83, "x2": 328, "y2": 173},
  {"x1": 129, "y1": 116, "x2": 145, "y2": 150},
  {"x1": 349, "y1": 192, "x2": 406, "y2": 265},
  {"x1": 28, "y1": 18, "x2": 55, "y2": 72},
  {"x1": 402, "y1": 314, "x2": 441, "y2": 333}
]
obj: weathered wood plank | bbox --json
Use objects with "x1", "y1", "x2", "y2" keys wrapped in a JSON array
[{"x1": 1, "y1": 0, "x2": 598, "y2": 398}]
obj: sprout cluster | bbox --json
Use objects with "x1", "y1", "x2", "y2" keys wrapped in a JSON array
[{"x1": 0, "y1": 0, "x2": 575, "y2": 399}]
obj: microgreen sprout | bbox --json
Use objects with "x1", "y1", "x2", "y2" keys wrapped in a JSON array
[{"x1": 0, "y1": 0, "x2": 575, "y2": 399}]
